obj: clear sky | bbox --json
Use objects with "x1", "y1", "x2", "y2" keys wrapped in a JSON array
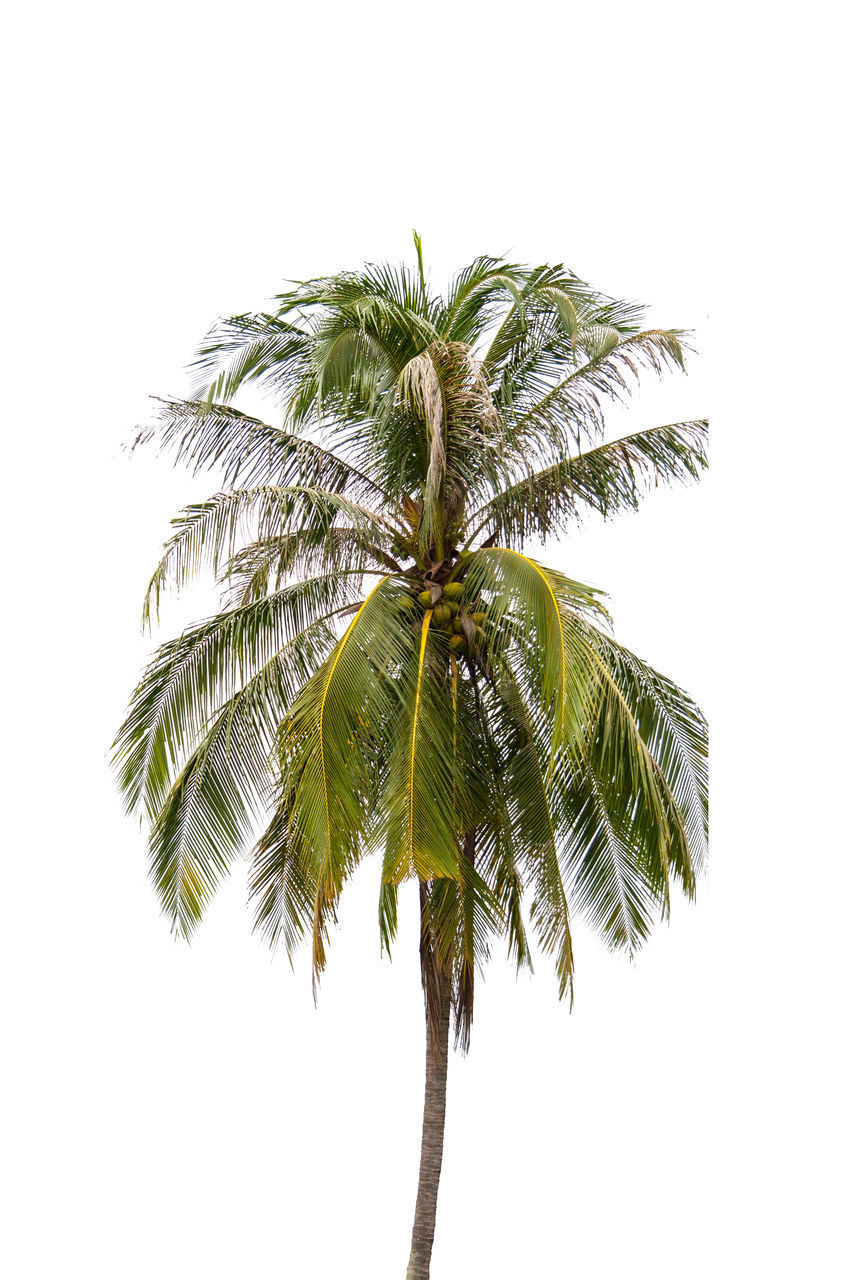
[{"x1": 3, "y1": 2, "x2": 848, "y2": 1277}]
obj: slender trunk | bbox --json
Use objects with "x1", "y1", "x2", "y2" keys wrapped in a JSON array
[{"x1": 406, "y1": 932, "x2": 452, "y2": 1279}]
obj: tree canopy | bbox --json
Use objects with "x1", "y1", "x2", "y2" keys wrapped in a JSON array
[{"x1": 114, "y1": 239, "x2": 708, "y2": 1050}]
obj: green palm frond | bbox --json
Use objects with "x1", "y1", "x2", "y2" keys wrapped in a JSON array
[
  {"x1": 499, "y1": 329, "x2": 689, "y2": 459},
  {"x1": 559, "y1": 762, "x2": 664, "y2": 952},
  {"x1": 142, "y1": 484, "x2": 401, "y2": 627},
  {"x1": 313, "y1": 317, "x2": 401, "y2": 415},
  {"x1": 142, "y1": 619, "x2": 335, "y2": 939},
  {"x1": 481, "y1": 264, "x2": 607, "y2": 376},
  {"x1": 145, "y1": 724, "x2": 243, "y2": 940},
  {"x1": 134, "y1": 397, "x2": 392, "y2": 500},
  {"x1": 589, "y1": 631, "x2": 709, "y2": 882},
  {"x1": 280, "y1": 579, "x2": 434, "y2": 982},
  {"x1": 146, "y1": 673, "x2": 273, "y2": 939},
  {"x1": 249, "y1": 789, "x2": 316, "y2": 962},
  {"x1": 218, "y1": 528, "x2": 404, "y2": 609},
  {"x1": 491, "y1": 853, "x2": 532, "y2": 975},
  {"x1": 188, "y1": 313, "x2": 312, "y2": 404},
  {"x1": 440, "y1": 256, "x2": 527, "y2": 346},
  {"x1": 462, "y1": 547, "x2": 607, "y2": 753},
  {"x1": 382, "y1": 609, "x2": 464, "y2": 884},
  {"x1": 469, "y1": 419, "x2": 708, "y2": 544},
  {"x1": 378, "y1": 879, "x2": 399, "y2": 956},
  {"x1": 556, "y1": 625, "x2": 708, "y2": 952},
  {"x1": 114, "y1": 586, "x2": 352, "y2": 820},
  {"x1": 485, "y1": 671, "x2": 574, "y2": 999}
]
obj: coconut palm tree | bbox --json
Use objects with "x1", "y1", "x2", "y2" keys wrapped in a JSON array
[{"x1": 113, "y1": 235, "x2": 708, "y2": 1280}]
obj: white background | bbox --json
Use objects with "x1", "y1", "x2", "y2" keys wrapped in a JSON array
[{"x1": 2, "y1": 2, "x2": 849, "y2": 1277}]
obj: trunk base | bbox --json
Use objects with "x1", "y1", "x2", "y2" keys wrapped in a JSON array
[{"x1": 405, "y1": 965, "x2": 451, "y2": 1280}]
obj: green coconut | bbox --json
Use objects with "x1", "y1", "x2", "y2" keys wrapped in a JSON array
[
  {"x1": 471, "y1": 611, "x2": 486, "y2": 625},
  {"x1": 449, "y1": 634, "x2": 466, "y2": 652},
  {"x1": 417, "y1": 589, "x2": 433, "y2": 608},
  {"x1": 444, "y1": 582, "x2": 464, "y2": 600},
  {"x1": 447, "y1": 600, "x2": 460, "y2": 616},
  {"x1": 451, "y1": 617, "x2": 464, "y2": 634},
  {"x1": 433, "y1": 604, "x2": 451, "y2": 626}
]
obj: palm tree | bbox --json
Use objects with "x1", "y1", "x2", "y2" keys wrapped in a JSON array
[{"x1": 113, "y1": 236, "x2": 708, "y2": 1279}]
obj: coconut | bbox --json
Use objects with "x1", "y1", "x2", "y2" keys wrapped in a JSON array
[
  {"x1": 417, "y1": 590, "x2": 433, "y2": 607},
  {"x1": 447, "y1": 600, "x2": 460, "y2": 616},
  {"x1": 444, "y1": 582, "x2": 464, "y2": 600},
  {"x1": 433, "y1": 604, "x2": 451, "y2": 626},
  {"x1": 471, "y1": 611, "x2": 486, "y2": 625},
  {"x1": 451, "y1": 618, "x2": 464, "y2": 634},
  {"x1": 449, "y1": 634, "x2": 466, "y2": 652}
]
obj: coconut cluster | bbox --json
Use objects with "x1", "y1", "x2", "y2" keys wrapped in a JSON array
[{"x1": 411, "y1": 580, "x2": 487, "y2": 654}]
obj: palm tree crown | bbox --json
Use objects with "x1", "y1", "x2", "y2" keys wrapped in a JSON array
[{"x1": 114, "y1": 237, "x2": 708, "y2": 1058}]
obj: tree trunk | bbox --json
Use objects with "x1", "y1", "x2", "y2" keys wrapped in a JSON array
[{"x1": 405, "y1": 958, "x2": 451, "y2": 1279}]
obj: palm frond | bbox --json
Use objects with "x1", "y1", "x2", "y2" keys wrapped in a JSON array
[
  {"x1": 441, "y1": 257, "x2": 527, "y2": 346},
  {"x1": 142, "y1": 485, "x2": 400, "y2": 627},
  {"x1": 188, "y1": 313, "x2": 312, "y2": 404},
  {"x1": 133, "y1": 397, "x2": 392, "y2": 501},
  {"x1": 485, "y1": 670, "x2": 574, "y2": 999},
  {"x1": 462, "y1": 546, "x2": 607, "y2": 754},
  {"x1": 481, "y1": 264, "x2": 605, "y2": 375},
  {"x1": 142, "y1": 628, "x2": 326, "y2": 940},
  {"x1": 113, "y1": 586, "x2": 352, "y2": 820},
  {"x1": 469, "y1": 420, "x2": 708, "y2": 544},
  {"x1": 381, "y1": 610, "x2": 463, "y2": 884},
  {"x1": 281, "y1": 579, "x2": 426, "y2": 983},
  {"x1": 378, "y1": 879, "x2": 399, "y2": 956},
  {"x1": 146, "y1": 716, "x2": 251, "y2": 939},
  {"x1": 249, "y1": 789, "x2": 316, "y2": 962},
  {"x1": 557, "y1": 622, "x2": 708, "y2": 952},
  {"x1": 588, "y1": 631, "x2": 709, "y2": 882},
  {"x1": 217, "y1": 528, "x2": 403, "y2": 609},
  {"x1": 559, "y1": 762, "x2": 663, "y2": 953},
  {"x1": 499, "y1": 329, "x2": 689, "y2": 458}
]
